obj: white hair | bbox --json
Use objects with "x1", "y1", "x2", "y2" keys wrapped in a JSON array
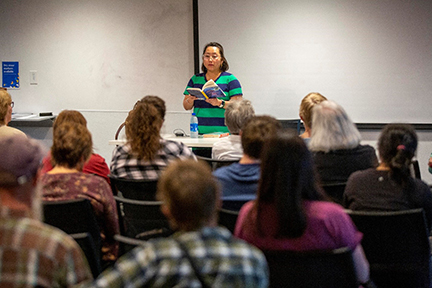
[
  {"x1": 309, "y1": 100, "x2": 361, "y2": 152},
  {"x1": 224, "y1": 98, "x2": 255, "y2": 134}
]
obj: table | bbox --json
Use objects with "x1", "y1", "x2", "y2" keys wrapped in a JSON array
[{"x1": 109, "y1": 134, "x2": 220, "y2": 148}]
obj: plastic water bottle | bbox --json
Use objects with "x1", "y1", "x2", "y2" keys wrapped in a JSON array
[{"x1": 190, "y1": 113, "x2": 198, "y2": 138}]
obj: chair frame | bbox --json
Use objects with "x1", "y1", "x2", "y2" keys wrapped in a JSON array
[
  {"x1": 195, "y1": 155, "x2": 240, "y2": 170},
  {"x1": 109, "y1": 175, "x2": 158, "y2": 200},
  {"x1": 263, "y1": 247, "x2": 358, "y2": 288},
  {"x1": 346, "y1": 208, "x2": 430, "y2": 288},
  {"x1": 218, "y1": 208, "x2": 239, "y2": 233},
  {"x1": 114, "y1": 196, "x2": 172, "y2": 240}
]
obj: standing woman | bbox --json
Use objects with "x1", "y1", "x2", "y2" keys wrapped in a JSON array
[{"x1": 183, "y1": 42, "x2": 243, "y2": 134}]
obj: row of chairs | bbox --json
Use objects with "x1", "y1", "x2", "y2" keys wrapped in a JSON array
[{"x1": 217, "y1": 207, "x2": 430, "y2": 288}]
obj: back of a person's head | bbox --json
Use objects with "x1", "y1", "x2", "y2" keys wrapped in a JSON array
[
  {"x1": 53, "y1": 110, "x2": 87, "y2": 131},
  {"x1": 257, "y1": 131, "x2": 323, "y2": 238},
  {"x1": 157, "y1": 159, "x2": 218, "y2": 231},
  {"x1": 378, "y1": 124, "x2": 417, "y2": 185},
  {"x1": 309, "y1": 100, "x2": 361, "y2": 152},
  {"x1": 299, "y1": 92, "x2": 327, "y2": 129},
  {"x1": 241, "y1": 115, "x2": 281, "y2": 159},
  {"x1": 51, "y1": 122, "x2": 92, "y2": 169},
  {"x1": 126, "y1": 95, "x2": 165, "y2": 160},
  {"x1": 224, "y1": 99, "x2": 255, "y2": 134},
  {"x1": 0, "y1": 135, "x2": 43, "y2": 187},
  {"x1": 0, "y1": 90, "x2": 12, "y2": 123}
]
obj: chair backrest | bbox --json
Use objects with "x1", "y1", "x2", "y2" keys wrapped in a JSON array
[
  {"x1": 411, "y1": 159, "x2": 421, "y2": 179},
  {"x1": 70, "y1": 232, "x2": 102, "y2": 278},
  {"x1": 218, "y1": 208, "x2": 239, "y2": 233},
  {"x1": 114, "y1": 234, "x2": 147, "y2": 257},
  {"x1": 114, "y1": 122, "x2": 126, "y2": 140},
  {"x1": 109, "y1": 175, "x2": 158, "y2": 200},
  {"x1": 43, "y1": 199, "x2": 102, "y2": 268},
  {"x1": 114, "y1": 196, "x2": 172, "y2": 240},
  {"x1": 263, "y1": 247, "x2": 358, "y2": 288},
  {"x1": 195, "y1": 155, "x2": 240, "y2": 171},
  {"x1": 321, "y1": 182, "x2": 347, "y2": 205},
  {"x1": 278, "y1": 119, "x2": 302, "y2": 135},
  {"x1": 221, "y1": 199, "x2": 249, "y2": 211},
  {"x1": 347, "y1": 209, "x2": 430, "y2": 288}
]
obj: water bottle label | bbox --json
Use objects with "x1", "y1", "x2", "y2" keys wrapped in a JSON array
[{"x1": 190, "y1": 123, "x2": 198, "y2": 132}]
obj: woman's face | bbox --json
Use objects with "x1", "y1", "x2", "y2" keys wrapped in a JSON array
[{"x1": 202, "y1": 46, "x2": 222, "y2": 73}]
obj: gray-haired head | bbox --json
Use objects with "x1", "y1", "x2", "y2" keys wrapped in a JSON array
[
  {"x1": 309, "y1": 100, "x2": 361, "y2": 152},
  {"x1": 224, "y1": 98, "x2": 255, "y2": 134}
]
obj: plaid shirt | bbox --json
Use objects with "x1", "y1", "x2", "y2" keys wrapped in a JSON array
[
  {"x1": 91, "y1": 227, "x2": 268, "y2": 288},
  {"x1": 0, "y1": 207, "x2": 93, "y2": 287},
  {"x1": 110, "y1": 139, "x2": 196, "y2": 180}
]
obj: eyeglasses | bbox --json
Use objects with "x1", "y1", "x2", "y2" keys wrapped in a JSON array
[
  {"x1": 203, "y1": 55, "x2": 220, "y2": 60},
  {"x1": 10, "y1": 102, "x2": 14, "y2": 108}
]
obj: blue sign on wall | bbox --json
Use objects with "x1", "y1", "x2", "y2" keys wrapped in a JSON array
[{"x1": 2, "y1": 61, "x2": 19, "y2": 89}]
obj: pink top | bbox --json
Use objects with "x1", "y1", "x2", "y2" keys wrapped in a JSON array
[
  {"x1": 41, "y1": 152, "x2": 110, "y2": 184},
  {"x1": 234, "y1": 200, "x2": 362, "y2": 251}
]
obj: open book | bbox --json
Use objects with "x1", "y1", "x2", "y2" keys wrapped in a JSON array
[{"x1": 187, "y1": 79, "x2": 226, "y2": 100}]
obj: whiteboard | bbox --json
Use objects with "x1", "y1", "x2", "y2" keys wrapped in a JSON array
[{"x1": 199, "y1": 0, "x2": 432, "y2": 123}]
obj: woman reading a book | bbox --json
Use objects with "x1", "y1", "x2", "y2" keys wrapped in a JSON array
[{"x1": 183, "y1": 42, "x2": 243, "y2": 134}]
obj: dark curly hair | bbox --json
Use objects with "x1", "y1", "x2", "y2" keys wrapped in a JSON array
[{"x1": 125, "y1": 95, "x2": 166, "y2": 160}]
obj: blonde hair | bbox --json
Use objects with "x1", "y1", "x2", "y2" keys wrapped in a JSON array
[
  {"x1": 309, "y1": 100, "x2": 361, "y2": 152},
  {"x1": 299, "y1": 92, "x2": 327, "y2": 129},
  {"x1": 0, "y1": 90, "x2": 12, "y2": 123}
]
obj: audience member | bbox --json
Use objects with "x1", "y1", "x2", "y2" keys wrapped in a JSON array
[
  {"x1": 40, "y1": 110, "x2": 110, "y2": 183},
  {"x1": 110, "y1": 95, "x2": 196, "y2": 180},
  {"x1": 212, "y1": 98, "x2": 255, "y2": 160},
  {"x1": 234, "y1": 131, "x2": 370, "y2": 284},
  {"x1": 0, "y1": 89, "x2": 26, "y2": 138},
  {"x1": 344, "y1": 124, "x2": 432, "y2": 230},
  {"x1": 308, "y1": 100, "x2": 378, "y2": 183},
  {"x1": 0, "y1": 135, "x2": 92, "y2": 286},
  {"x1": 92, "y1": 159, "x2": 269, "y2": 287},
  {"x1": 39, "y1": 122, "x2": 119, "y2": 265},
  {"x1": 298, "y1": 92, "x2": 327, "y2": 143},
  {"x1": 213, "y1": 115, "x2": 281, "y2": 209}
]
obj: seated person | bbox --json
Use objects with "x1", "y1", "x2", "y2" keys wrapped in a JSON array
[
  {"x1": 0, "y1": 89, "x2": 26, "y2": 138},
  {"x1": 234, "y1": 131, "x2": 370, "y2": 285},
  {"x1": 298, "y1": 92, "x2": 327, "y2": 143},
  {"x1": 309, "y1": 100, "x2": 378, "y2": 183},
  {"x1": 213, "y1": 115, "x2": 281, "y2": 209},
  {"x1": 110, "y1": 95, "x2": 196, "y2": 180},
  {"x1": 212, "y1": 98, "x2": 255, "y2": 160},
  {"x1": 0, "y1": 135, "x2": 92, "y2": 286},
  {"x1": 344, "y1": 124, "x2": 432, "y2": 230},
  {"x1": 40, "y1": 109, "x2": 110, "y2": 183},
  {"x1": 92, "y1": 159, "x2": 269, "y2": 287},
  {"x1": 39, "y1": 122, "x2": 119, "y2": 265}
]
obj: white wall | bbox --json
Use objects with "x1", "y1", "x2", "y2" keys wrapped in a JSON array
[{"x1": 199, "y1": 0, "x2": 432, "y2": 123}]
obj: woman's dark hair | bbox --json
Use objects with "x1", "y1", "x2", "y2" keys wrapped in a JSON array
[
  {"x1": 125, "y1": 95, "x2": 166, "y2": 160},
  {"x1": 378, "y1": 124, "x2": 417, "y2": 188},
  {"x1": 255, "y1": 130, "x2": 325, "y2": 238},
  {"x1": 201, "y1": 42, "x2": 229, "y2": 73}
]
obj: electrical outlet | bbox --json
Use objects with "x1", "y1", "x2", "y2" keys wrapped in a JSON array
[{"x1": 30, "y1": 70, "x2": 38, "y2": 85}]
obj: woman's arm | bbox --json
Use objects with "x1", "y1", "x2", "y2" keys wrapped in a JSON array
[
  {"x1": 205, "y1": 95, "x2": 243, "y2": 109},
  {"x1": 352, "y1": 245, "x2": 370, "y2": 284},
  {"x1": 183, "y1": 95, "x2": 197, "y2": 110}
]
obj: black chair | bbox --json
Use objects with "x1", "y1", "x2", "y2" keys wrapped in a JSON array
[
  {"x1": 114, "y1": 196, "x2": 172, "y2": 240},
  {"x1": 411, "y1": 159, "x2": 421, "y2": 179},
  {"x1": 221, "y1": 199, "x2": 249, "y2": 211},
  {"x1": 43, "y1": 199, "x2": 102, "y2": 275},
  {"x1": 114, "y1": 234, "x2": 147, "y2": 257},
  {"x1": 321, "y1": 182, "x2": 347, "y2": 205},
  {"x1": 218, "y1": 208, "x2": 239, "y2": 233},
  {"x1": 109, "y1": 175, "x2": 158, "y2": 200},
  {"x1": 70, "y1": 233, "x2": 102, "y2": 278},
  {"x1": 195, "y1": 155, "x2": 240, "y2": 171},
  {"x1": 263, "y1": 247, "x2": 358, "y2": 288},
  {"x1": 278, "y1": 119, "x2": 302, "y2": 135},
  {"x1": 347, "y1": 209, "x2": 430, "y2": 288}
]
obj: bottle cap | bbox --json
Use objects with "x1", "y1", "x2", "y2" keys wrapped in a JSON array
[{"x1": 192, "y1": 113, "x2": 196, "y2": 116}]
